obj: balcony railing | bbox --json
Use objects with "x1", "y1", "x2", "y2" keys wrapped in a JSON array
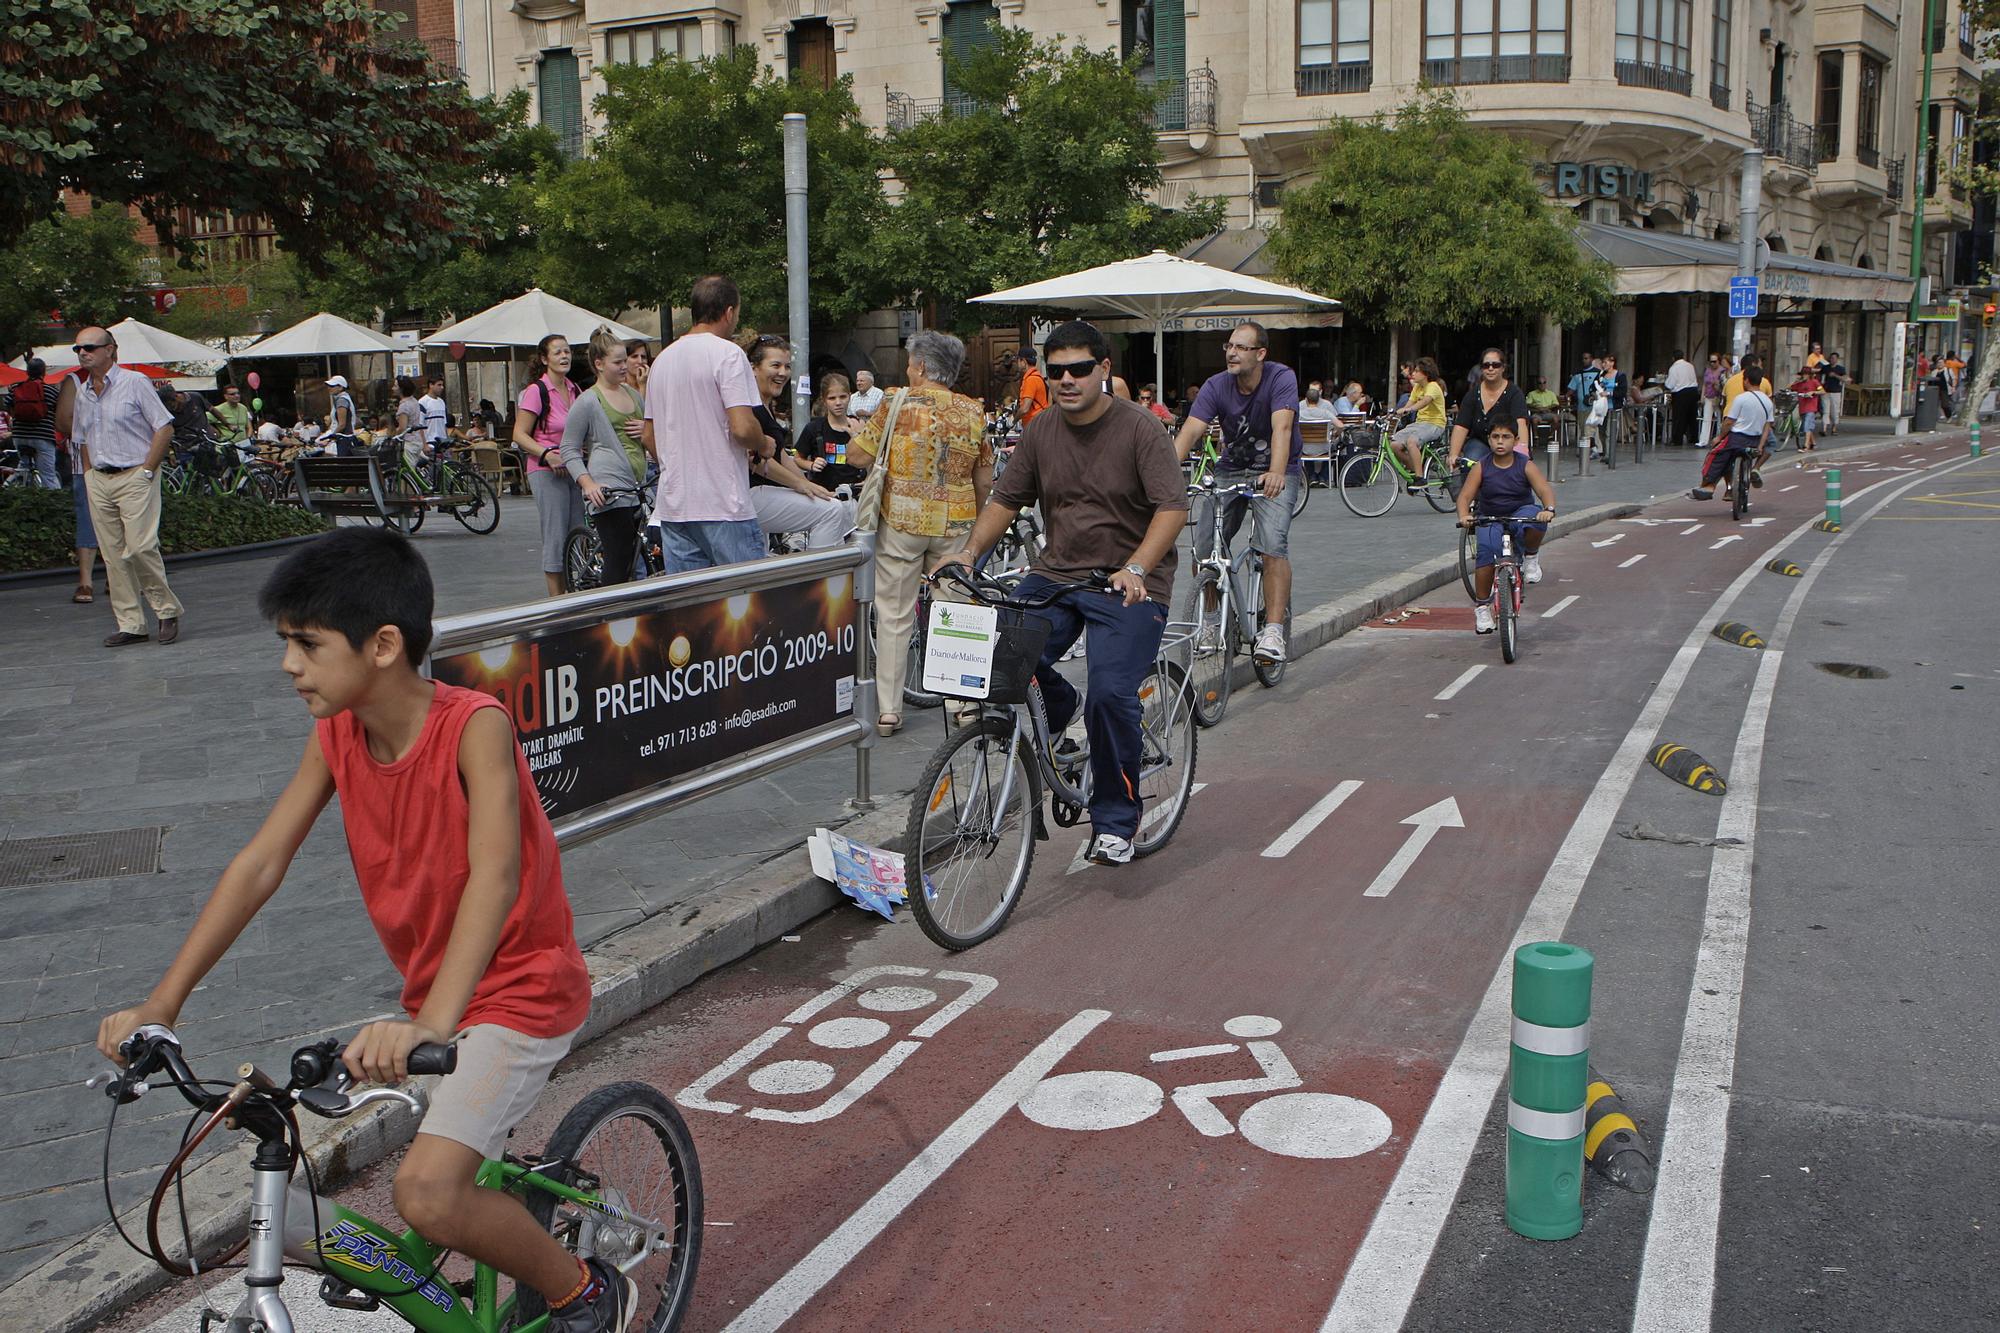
[
  {"x1": 1814, "y1": 124, "x2": 1840, "y2": 164},
  {"x1": 1710, "y1": 81, "x2": 1730, "y2": 111},
  {"x1": 1295, "y1": 61, "x2": 1373, "y2": 96},
  {"x1": 884, "y1": 89, "x2": 981, "y2": 132},
  {"x1": 423, "y1": 35, "x2": 464, "y2": 79},
  {"x1": 1885, "y1": 156, "x2": 1905, "y2": 200},
  {"x1": 1150, "y1": 65, "x2": 1218, "y2": 133},
  {"x1": 1857, "y1": 143, "x2": 1880, "y2": 169},
  {"x1": 1748, "y1": 99, "x2": 1819, "y2": 174},
  {"x1": 1615, "y1": 59, "x2": 1692, "y2": 95},
  {"x1": 1421, "y1": 54, "x2": 1570, "y2": 86}
]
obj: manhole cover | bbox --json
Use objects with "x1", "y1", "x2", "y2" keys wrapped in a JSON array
[
  {"x1": 0, "y1": 827, "x2": 164, "y2": 889},
  {"x1": 1816, "y1": 662, "x2": 1890, "y2": 680}
]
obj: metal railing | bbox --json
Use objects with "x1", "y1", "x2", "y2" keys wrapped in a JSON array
[
  {"x1": 1294, "y1": 61, "x2": 1373, "y2": 96},
  {"x1": 423, "y1": 35, "x2": 464, "y2": 79},
  {"x1": 1421, "y1": 53, "x2": 1570, "y2": 85},
  {"x1": 1747, "y1": 99, "x2": 1818, "y2": 174},
  {"x1": 1710, "y1": 81, "x2": 1730, "y2": 111},
  {"x1": 884, "y1": 89, "x2": 981, "y2": 132},
  {"x1": 1614, "y1": 59, "x2": 1692, "y2": 95},
  {"x1": 1885, "y1": 155, "x2": 1905, "y2": 200},
  {"x1": 1149, "y1": 65, "x2": 1218, "y2": 133}
]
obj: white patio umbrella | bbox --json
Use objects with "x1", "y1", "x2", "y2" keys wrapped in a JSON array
[
  {"x1": 103, "y1": 317, "x2": 227, "y2": 367},
  {"x1": 421, "y1": 288, "x2": 648, "y2": 350},
  {"x1": 236, "y1": 312, "x2": 403, "y2": 360},
  {"x1": 970, "y1": 250, "x2": 1339, "y2": 394}
]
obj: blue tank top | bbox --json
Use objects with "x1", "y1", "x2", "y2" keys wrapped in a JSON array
[{"x1": 1476, "y1": 455, "x2": 1535, "y2": 515}]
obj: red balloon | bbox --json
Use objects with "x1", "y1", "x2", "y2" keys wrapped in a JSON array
[
  {"x1": 449, "y1": 341, "x2": 467, "y2": 361},
  {"x1": 246, "y1": 371, "x2": 261, "y2": 390}
]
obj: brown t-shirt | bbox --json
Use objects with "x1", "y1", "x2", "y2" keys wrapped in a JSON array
[{"x1": 990, "y1": 396, "x2": 1188, "y2": 603}]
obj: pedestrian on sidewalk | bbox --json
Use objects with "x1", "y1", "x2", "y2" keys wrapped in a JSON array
[
  {"x1": 324, "y1": 375, "x2": 360, "y2": 457},
  {"x1": 51, "y1": 372, "x2": 102, "y2": 604},
  {"x1": 1664, "y1": 349, "x2": 1700, "y2": 445},
  {"x1": 513, "y1": 335, "x2": 587, "y2": 598},
  {"x1": 642, "y1": 274, "x2": 769, "y2": 574},
  {"x1": 418, "y1": 375, "x2": 450, "y2": 451},
  {"x1": 207, "y1": 383, "x2": 252, "y2": 449},
  {"x1": 1013, "y1": 348, "x2": 1049, "y2": 425},
  {"x1": 797, "y1": 370, "x2": 871, "y2": 489},
  {"x1": 849, "y1": 368, "x2": 884, "y2": 422},
  {"x1": 849, "y1": 328, "x2": 993, "y2": 735},
  {"x1": 71, "y1": 327, "x2": 184, "y2": 647},
  {"x1": 6, "y1": 357, "x2": 62, "y2": 488},
  {"x1": 560, "y1": 327, "x2": 648, "y2": 587},
  {"x1": 1700, "y1": 353, "x2": 1725, "y2": 445},
  {"x1": 1819, "y1": 352, "x2": 1845, "y2": 434},
  {"x1": 745, "y1": 336, "x2": 851, "y2": 551},
  {"x1": 1788, "y1": 366, "x2": 1822, "y2": 453}
]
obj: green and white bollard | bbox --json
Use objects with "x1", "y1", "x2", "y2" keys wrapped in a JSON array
[
  {"x1": 1972, "y1": 421, "x2": 1983, "y2": 458},
  {"x1": 1506, "y1": 941, "x2": 1594, "y2": 1241},
  {"x1": 1824, "y1": 467, "x2": 1843, "y2": 525}
]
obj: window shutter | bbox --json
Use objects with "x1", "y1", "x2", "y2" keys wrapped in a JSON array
[
  {"x1": 540, "y1": 48, "x2": 584, "y2": 158},
  {"x1": 941, "y1": 0, "x2": 1001, "y2": 104}
]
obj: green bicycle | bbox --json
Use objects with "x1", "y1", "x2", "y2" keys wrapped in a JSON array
[
  {"x1": 94, "y1": 1025, "x2": 701, "y2": 1332},
  {"x1": 1334, "y1": 420, "x2": 1458, "y2": 517},
  {"x1": 371, "y1": 440, "x2": 504, "y2": 536},
  {"x1": 1769, "y1": 389, "x2": 1804, "y2": 454}
]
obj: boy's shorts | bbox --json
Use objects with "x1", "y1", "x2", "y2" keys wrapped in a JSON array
[
  {"x1": 420, "y1": 1022, "x2": 580, "y2": 1159},
  {"x1": 1802, "y1": 411, "x2": 1819, "y2": 433}
]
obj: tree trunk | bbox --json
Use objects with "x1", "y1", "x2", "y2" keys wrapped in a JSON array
[
  {"x1": 1386, "y1": 326, "x2": 1401, "y2": 405},
  {"x1": 1953, "y1": 328, "x2": 1997, "y2": 426}
]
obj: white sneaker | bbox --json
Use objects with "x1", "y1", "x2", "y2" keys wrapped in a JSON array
[
  {"x1": 1252, "y1": 622, "x2": 1287, "y2": 663},
  {"x1": 1523, "y1": 554, "x2": 1543, "y2": 584},
  {"x1": 1473, "y1": 604, "x2": 1496, "y2": 634},
  {"x1": 1087, "y1": 833, "x2": 1134, "y2": 865},
  {"x1": 1059, "y1": 642, "x2": 1085, "y2": 663}
]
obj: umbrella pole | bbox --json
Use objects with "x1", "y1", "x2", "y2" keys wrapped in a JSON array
[{"x1": 1154, "y1": 325, "x2": 1165, "y2": 406}]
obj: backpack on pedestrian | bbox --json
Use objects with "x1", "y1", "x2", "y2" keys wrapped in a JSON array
[{"x1": 9, "y1": 379, "x2": 48, "y2": 426}]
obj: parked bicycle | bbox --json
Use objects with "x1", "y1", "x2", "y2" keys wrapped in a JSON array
[
  {"x1": 903, "y1": 567, "x2": 1198, "y2": 951},
  {"x1": 370, "y1": 440, "x2": 503, "y2": 536},
  {"x1": 91, "y1": 1023, "x2": 701, "y2": 1333},
  {"x1": 1179, "y1": 477, "x2": 1289, "y2": 727},
  {"x1": 1334, "y1": 419, "x2": 1458, "y2": 517}
]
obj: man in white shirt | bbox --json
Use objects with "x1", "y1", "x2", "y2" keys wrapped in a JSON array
[
  {"x1": 418, "y1": 375, "x2": 450, "y2": 447},
  {"x1": 1663, "y1": 349, "x2": 1700, "y2": 446},
  {"x1": 849, "y1": 369, "x2": 884, "y2": 422},
  {"x1": 1297, "y1": 381, "x2": 1341, "y2": 424},
  {"x1": 72, "y1": 327, "x2": 185, "y2": 646},
  {"x1": 1691, "y1": 365, "x2": 1774, "y2": 503}
]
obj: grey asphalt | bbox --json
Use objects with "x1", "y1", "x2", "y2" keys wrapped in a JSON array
[
  {"x1": 1406, "y1": 447, "x2": 1998, "y2": 1330},
  {"x1": 0, "y1": 418, "x2": 1916, "y2": 1290}
]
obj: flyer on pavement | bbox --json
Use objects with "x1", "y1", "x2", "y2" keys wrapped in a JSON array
[{"x1": 807, "y1": 827, "x2": 921, "y2": 920}]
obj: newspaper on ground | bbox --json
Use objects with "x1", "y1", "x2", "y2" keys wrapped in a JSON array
[{"x1": 807, "y1": 826, "x2": 917, "y2": 920}]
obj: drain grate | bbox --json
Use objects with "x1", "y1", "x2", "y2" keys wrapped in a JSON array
[
  {"x1": 0, "y1": 827, "x2": 165, "y2": 889},
  {"x1": 1816, "y1": 662, "x2": 1891, "y2": 680}
]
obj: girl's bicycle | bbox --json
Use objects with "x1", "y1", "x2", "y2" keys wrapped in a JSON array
[
  {"x1": 1180, "y1": 477, "x2": 1288, "y2": 727},
  {"x1": 91, "y1": 1024, "x2": 701, "y2": 1333},
  {"x1": 1334, "y1": 420, "x2": 1457, "y2": 517},
  {"x1": 903, "y1": 568, "x2": 1198, "y2": 951}
]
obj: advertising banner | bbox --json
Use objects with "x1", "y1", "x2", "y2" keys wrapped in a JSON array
[{"x1": 431, "y1": 573, "x2": 858, "y2": 822}]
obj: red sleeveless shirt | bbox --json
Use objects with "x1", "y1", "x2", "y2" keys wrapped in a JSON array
[{"x1": 317, "y1": 683, "x2": 590, "y2": 1037}]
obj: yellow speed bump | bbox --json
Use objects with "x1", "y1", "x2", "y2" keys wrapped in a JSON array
[
  {"x1": 1649, "y1": 742, "x2": 1727, "y2": 794},
  {"x1": 1712, "y1": 621, "x2": 1766, "y2": 649},
  {"x1": 1584, "y1": 1071, "x2": 1657, "y2": 1193},
  {"x1": 1765, "y1": 559, "x2": 1803, "y2": 577},
  {"x1": 1811, "y1": 518, "x2": 1842, "y2": 533}
]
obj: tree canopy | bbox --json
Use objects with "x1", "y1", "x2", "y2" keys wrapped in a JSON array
[
  {"x1": 0, "y1": 0, "x2": 511, "y2": 270},
  {"x1": 0, "y1": 204, "x2": 145, "y2": 358},
  {"x1": 1266, "y1": 91, "x2": 1616, "y2": 331},
  {"x1": 881, "y1": 25, "x2": 1224, "y2": 328}
]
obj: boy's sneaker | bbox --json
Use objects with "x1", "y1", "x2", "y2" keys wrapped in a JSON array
[
  {"x1": 1087, "y1": 833, "x2": 1134, "y2": 865},
  {"x1": 1689, "y1": 487, "x2": 1713, "y2": 501},
  {"x1": 1252, "y1": 623, "x2": 1287, "y2": 663},
  {"x1": 551, "y1": 1258, "x2": 638, "y2": 1333},
  {"x1": 1473, "y1": 604, "x2": 1496, "y2": 634},
  {"x1": 1749, "y1": 469, "x2": 1764, "y2": 488},
  {"x1": 1523, "y1": 554, "x2": 1543, "y2": 584}
]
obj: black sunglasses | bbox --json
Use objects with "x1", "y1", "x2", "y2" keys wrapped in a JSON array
[
  {"x1": 72, "y1": 341, "x2": 111, "y2": 353},
  {"x1": 1480, "y1": 361, "x2": 1504, "y2": 369},
  {"x1": 1045, "y1": 359, "x2": 1100, "y2": 381}
]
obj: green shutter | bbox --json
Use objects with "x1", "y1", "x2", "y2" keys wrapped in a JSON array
[
  {"x1": 941, "y1": 0, "x2": 1001, "y2": 106},
  {"x1": 540, "y1": 48, "x2": 583, "y2": 158},
  {"x1": 1152, "y1": 0, "x2": 1187, "y2": 128}
]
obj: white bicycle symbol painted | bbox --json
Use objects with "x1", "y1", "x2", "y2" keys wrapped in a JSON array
[{"x1": 1016, "y1": 1014, "x2": 1393, "y2": 1161}]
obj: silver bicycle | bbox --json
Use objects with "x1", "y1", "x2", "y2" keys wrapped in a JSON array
[{"x1": 1179, "y1": 477, "x2": 1289, "y2": 728}]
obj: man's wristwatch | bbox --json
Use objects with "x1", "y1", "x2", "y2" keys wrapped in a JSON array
[
  {"x1": 1123, "y1": 563, "x2": 1147, "y2": 578},
  {"x1": 139, "y1": 468, "x2": 155, "y2": 480}
]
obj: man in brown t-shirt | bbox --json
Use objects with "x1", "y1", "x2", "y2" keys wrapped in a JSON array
[{"x1": 936, "y1": 320, "x2": 1188, "y2": 866}]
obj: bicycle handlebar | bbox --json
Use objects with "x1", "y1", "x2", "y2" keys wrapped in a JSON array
[
  {"x1": 927, "y1": 563, "x2": 1109, "y2": 608},
  {"x1": 99, "y1": 1026, "x2": 457, "y2": 1115}
]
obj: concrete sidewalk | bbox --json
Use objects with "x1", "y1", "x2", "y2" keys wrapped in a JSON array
[{"x1": 0, "y1": 415, "x2": 1938, "y2": 1309}]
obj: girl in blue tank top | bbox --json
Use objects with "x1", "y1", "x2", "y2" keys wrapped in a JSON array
[{"x1": 1454, "y1": 422, "x2": 1556, "y2": 634}]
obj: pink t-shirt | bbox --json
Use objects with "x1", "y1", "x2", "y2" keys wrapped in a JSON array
[
  {"x1": 520, "y1": 375, "x2": 577, "y2": 474},
  {"x1": 646, "y1": 331, "x2": 760, "y2": 523}
]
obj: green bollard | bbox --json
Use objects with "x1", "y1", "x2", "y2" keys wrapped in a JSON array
[
  {"x1": 1824, "y1": 467, "x2": 1843, "y2": 525},
  {"x1": 1506, "y1": 941, "x2": 1594, "y2": 1241},
  {"x1": 1973, "y1": 421, "x2": 1983, "y2": 458}
]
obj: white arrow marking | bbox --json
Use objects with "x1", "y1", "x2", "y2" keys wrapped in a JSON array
[
  {"x1": 1261, "y1": 779, "x2": 1364, "y2": 859},
  {"x1": 1068, "y1": 783, "x2": 1207, "y2": 873},
  {"x1": 1681, "y1": 524, "x2": 1704, "y2": 535},
  {"x1": 1542, "y1": 594, "x2": 1580, "y2": 619},
  {"x1": 1746, "y1": 516, "x2": 1776, "y2": 527},
  {"x1": 1434, "y1": 665, "x2": 1486, "y2": 701},
  {"x1": 1590, "y1": 533, "x2": 1626, "y2": 548},
  {"x1": 1363, "y1": 798, "x2": 1465, "y2": 898},
  {"x1": 1709, "y1": 535, "x2": 1743, "y2": 549},
  {"x1": 1619, "y1": 553, "x2": 1647, "y2": 568}
]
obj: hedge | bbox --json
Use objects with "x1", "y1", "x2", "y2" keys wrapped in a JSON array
[{"x1": 0, "y1": 487, "x2": 330, "y2": 574}]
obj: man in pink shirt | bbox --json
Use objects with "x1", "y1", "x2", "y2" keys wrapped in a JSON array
[{"x1": 643, "y1": 275, "x2": 770, "y2": 571}]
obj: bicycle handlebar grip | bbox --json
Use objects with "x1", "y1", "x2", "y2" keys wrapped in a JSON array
[{"x1": 405, "y1": 1043, "x2": 458, "y2": 1077}]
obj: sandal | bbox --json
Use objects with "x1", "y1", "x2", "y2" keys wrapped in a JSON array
[
  {"x1": 71, "y1": 586, "x2": 93, "y2": 604},
  {"x1": 877, "y1": 713, "x2": 903, "y2": 736}
]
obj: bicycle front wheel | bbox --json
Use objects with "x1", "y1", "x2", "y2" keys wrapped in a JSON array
[
  {"x1": 1498, "y1": 567, "x2": 1520, "y2": 664},
  {"x1": 520, "y1": 1082, "x2": 703, "y2": 1333},
  {"x1": 905, "y1": 717, "x2": 1036, "y2": 951},
  {"x1": 564, "y1": 526, "x2": 604, "y2": 592},
  {"x1": 1337, "y1": 451, "x2": 1397, "y2": 517},
  {"x1": 449, "y1": 468, "x2": 502, "y2": 534},
  {"x1": 1182, "y1": 569, "x2": 1232, "y2": 728},
  {"x1": 1133, "y1": 662, "x2": 1197, "y2": 856}
]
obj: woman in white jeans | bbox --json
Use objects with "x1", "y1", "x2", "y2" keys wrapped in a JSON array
[{"x1": 744, "y1": 336, "x2": 853, "y2": 550}]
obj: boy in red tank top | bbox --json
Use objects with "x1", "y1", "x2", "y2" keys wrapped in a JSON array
[{"x1": 96, "y1": 529, "x2": 636, "y2": 1333}]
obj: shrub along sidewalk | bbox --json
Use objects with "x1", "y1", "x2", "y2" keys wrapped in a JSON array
[{"x1": 0, "y1": 489, "x2": 329, "y2": 575}]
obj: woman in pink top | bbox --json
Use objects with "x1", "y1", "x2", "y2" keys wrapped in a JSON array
[{"x1": 511, "y1": 334, "x2": 587, "y2": 597}]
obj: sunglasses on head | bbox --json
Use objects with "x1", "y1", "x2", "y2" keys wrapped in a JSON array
[{"x1": 1045, "y1": 359, "x2": 1101, "y2": 381}]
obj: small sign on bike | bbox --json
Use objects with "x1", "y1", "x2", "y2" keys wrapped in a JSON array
[
  {"x1": 1727, "y1": 275, "x2": 1759, "y2": 319},
  {"x1": 921, "y1": 602, "x2": 1000, "y2": 698}
]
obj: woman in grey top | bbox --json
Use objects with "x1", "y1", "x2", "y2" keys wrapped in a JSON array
[{"x1": 559, "y1": 327, "x2": 648, "y2": 586}]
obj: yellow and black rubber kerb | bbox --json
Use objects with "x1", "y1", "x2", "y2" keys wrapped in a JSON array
[
  {"x1": 1811, "y1": 518, "x2": 1842, "y2": 533},
  {"x1": 1584, "y1": 1070, "x2": 1657, "y2": 1193},
  {"x1": 1711, "y1": 621, "x2": 1766, "y2": 649},
  {"x1": 1765, "y1": 559, "x2": 1803, "y2": 577},
  {"x1": 1649, "y1": 742, "x2": 1727, "y2": 794}
]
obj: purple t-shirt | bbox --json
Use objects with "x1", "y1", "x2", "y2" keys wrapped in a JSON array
[
  {"x1": 1190, "y1": 362, "x2": 1305, "y2": 475},
  {"x1": 645, "y1": 332, "x2": 761, "y2": 524}
]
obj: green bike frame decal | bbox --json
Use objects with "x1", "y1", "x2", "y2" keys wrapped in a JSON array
[{"x1": 315, "y1": 1217, "x2": 459, "y2": 1316}]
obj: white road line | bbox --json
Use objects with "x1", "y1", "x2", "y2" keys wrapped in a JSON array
[
  {"x1": 725, "y1": 1010, "x2": 1112, "y2": 1333},
  {"x1": 1629, "y1": 457, "x2": 1979, "y2": 1333},
  {"x1": 1779, "y1": 484, "x2": 1799, "y2": 492},
  {"x1": 1317, "y1": 460, "x2": 1984, "y2": 1333},
  {"x1": 1619, "y1": 553, "x2": 1647, "y2": 568},
  {"x1": 1681, "y1": 524, "x2": 1703, "y2": 535},
  {"x1": 1433, "y1": 665, "x2": 1486, "y2": 701},
  {"x1": 1709, "y1": 535, "x2": 1743, "y2": 550},
  {"x1": 1540, "y1": 594, "x2": 1579, "y2": 620},
  {"x1": 1261, "y1": 779, "x2": 1364, "y2": 858}
]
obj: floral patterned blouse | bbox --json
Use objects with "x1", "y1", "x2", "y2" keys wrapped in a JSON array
[{"x1": 852, "y1": 383, "x2": 992, "y2": 537}]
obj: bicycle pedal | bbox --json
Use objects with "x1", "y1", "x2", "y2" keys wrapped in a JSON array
[{"x1": 320, "y1": 1276, "x2": 382, "y2": 1312}]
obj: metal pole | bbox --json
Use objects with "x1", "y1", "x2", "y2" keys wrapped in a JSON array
[
  {"x1": 851, "y1": 531, "x2": 878, "y2": 811},
  {"x1": 783, "y1": 113, "x2": 812, "y2": 445},
  {"x1": 1909, "y1": 0, "x2": 1939, "y2": 327},
  {"x1": 1732, "y1": 148, "x2": 1764, "y2": 361}
]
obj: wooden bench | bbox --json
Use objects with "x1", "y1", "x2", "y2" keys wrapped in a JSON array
[{"x1": 292, "y1": 454, "x2": 420, "y2": 523}]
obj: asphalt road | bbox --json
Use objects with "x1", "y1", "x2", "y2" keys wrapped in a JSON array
[{"x1": 101, "y1": 432, "x2": 1997, "y2": 1332}]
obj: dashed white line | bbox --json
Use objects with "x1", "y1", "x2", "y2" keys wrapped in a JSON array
[
  {"x1": 1433, "y1": 665, "x2": 1486, "y2": 702},
  {"x1": 1681, "y1": 523, "x2": 1704, "y2": 535},
  {"x1": 1779, "y1": 484, "x2": 1799, "y2": 492},
  {"x1": 1541, "y1": 594, "x2": 1580, "y2": 619},
  {"x1": 1619, "y1": 553, "x2": 1647, "y2": 568},
  {"x1": 1261, "y1": 780, "x2": 1364, "y2": 859}
]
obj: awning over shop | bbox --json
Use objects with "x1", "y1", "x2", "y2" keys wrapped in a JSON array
[{"x1": 1576, "y1": 222, "x2": 1915, "y2": 304}]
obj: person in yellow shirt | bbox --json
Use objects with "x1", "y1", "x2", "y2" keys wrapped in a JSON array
[
  {"x1": 1721, "y1": 352, "x2": 1760, "y2": 406},
  {"x1": 1390, "y1": 356, "x2": 1449, "y2": 477}
]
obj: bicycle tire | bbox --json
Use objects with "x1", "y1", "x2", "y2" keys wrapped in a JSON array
[
  {"x1": 1182, "y1": 569, "x2": 1232, "y2": 728},
  {"x1": 1732, "y1": 452, "x2": 1751, "y2": 520},
  {"x1": 1290, "y1": 477, "x2": 1310, "y2": 518},
  {"x1": 1252, "y1": 607, "x2": 1291, "y2": 688},
  {"x1": 1420, "y1": 452, "x2": 1457, "y2": 513},
  {"x1": 1337, "y1": 451, "x2": 1397, "y2": 517},
  {"x1": 1133, "y1": 661, "x2": 1198, "y2": 856},
  {"x1": 1498, "y1": 567, "x2": 1519, "y2": 664},
  {"x1": 905, "y1": 717, "x2": 1036, "y2": 951},
  {"x1": 1457, "y1": 525, "x2": 1479, "y2": 601},
  {"x1": 564, "y1": 527, "x2": 604, "y2": 592},
  {"x1": 449, "y1": 468, "x2": 502, "y2": 534},
  {"x1": 519, "y1": 1082, "x2": 703, "y2": 1333}
]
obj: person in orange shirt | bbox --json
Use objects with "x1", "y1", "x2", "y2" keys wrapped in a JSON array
[{"x1": 1014, "y1": 347, "x2": 1049, "y2": 423}]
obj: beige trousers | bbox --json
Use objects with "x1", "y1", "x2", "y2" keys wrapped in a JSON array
[
  {"x1": 85, "y1": 467, "x2": 183, "y2": 635},
  {"x1": 873, "y1": 521, "x2": 968, "y2": 715}
]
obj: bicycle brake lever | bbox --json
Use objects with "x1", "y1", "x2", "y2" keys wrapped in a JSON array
[{"x1": 297, "y1": 1085, "x2": 426, "y2": 1119}]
